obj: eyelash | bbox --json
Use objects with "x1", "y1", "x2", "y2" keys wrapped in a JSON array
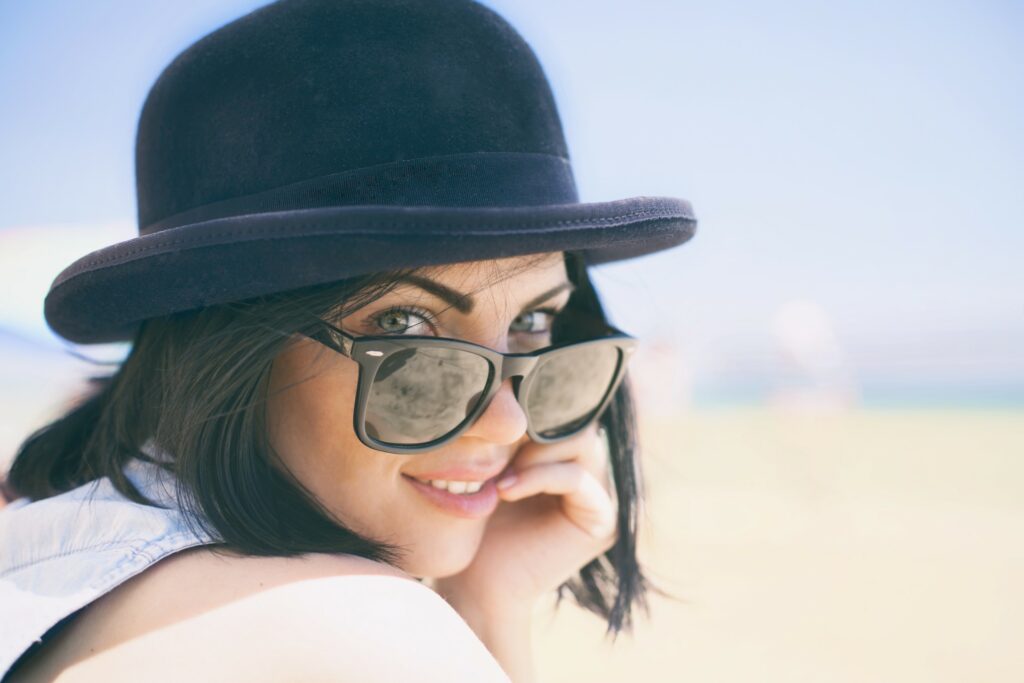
[{"x1": 365, "y1": 305, "x2": 561, "y2": 336}]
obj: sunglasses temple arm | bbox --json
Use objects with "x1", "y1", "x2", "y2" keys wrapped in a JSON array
[{"x1": 312, "y1": 320, "x2": 357, "y2": 358}]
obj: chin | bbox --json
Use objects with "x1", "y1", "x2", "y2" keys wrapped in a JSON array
[{"x1": 404, "y1": 530, "x2": 483, "y2": 579}]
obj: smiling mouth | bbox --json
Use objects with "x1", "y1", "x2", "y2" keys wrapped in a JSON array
[
  {"x1": 406, "y1": 476, "x2": 488, "y2": 495},
  {"x1": 401, "y1": 474, "x2": 500, "y2": 519}
]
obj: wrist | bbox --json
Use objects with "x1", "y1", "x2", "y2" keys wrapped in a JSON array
[{"x1": 433, "y1": 582, "x2": 538, "y2": 683}]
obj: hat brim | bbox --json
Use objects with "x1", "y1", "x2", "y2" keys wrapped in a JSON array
[{"x1": 44, "y1": 196, "x2": 696, "y2": 344}]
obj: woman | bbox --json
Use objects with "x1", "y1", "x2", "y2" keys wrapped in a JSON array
[{"x1": 0, "y1": 1, "x2": 696, "y2": 681}]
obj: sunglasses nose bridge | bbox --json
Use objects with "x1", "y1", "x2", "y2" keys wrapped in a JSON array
[{"x1": 498, "y1": 355, "x2": 540, "y2": 382}]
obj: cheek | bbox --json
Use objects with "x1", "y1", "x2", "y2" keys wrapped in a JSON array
[
  {"x1": 265, "y1": 344, "x2": 490, "y2": 567},
  {"x1": 266, "y1": 346, "x2": 366, "y2": 494},
  {"x1": 266, "y1": 346, "x2": 413, "y2": 534}
]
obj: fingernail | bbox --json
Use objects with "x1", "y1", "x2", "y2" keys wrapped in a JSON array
[{"x1": 496, "y1": 474, "x2": 517, "y2": 489}]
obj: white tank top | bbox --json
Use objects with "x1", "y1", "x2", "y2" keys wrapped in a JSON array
[{"x1": 0, "y1": 441, "x2": 217, "y2": 679}]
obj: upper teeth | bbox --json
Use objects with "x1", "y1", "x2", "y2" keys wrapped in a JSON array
[{"x1": 416, "y1": 478, "x2": 484, "y2": 494}]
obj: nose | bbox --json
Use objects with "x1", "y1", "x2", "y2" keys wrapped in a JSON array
[{"x1": 460, "y1": 377, "x2": 529, "y2": 445}]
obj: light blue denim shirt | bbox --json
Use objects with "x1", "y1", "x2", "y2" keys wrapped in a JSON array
[{"x1": 0, "y1": 441, "x2": 218, "y2": 679}]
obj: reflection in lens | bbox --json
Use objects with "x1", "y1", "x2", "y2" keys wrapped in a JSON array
[
  {"x1": 525, "y1": 344, "x2": 619, "y2": 438},
  {"x1": 365, "y1": 347, "x2": 491, "y2": 445}
]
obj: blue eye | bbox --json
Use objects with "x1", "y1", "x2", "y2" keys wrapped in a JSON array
[
  {"x1": 369, "y1": 306, "x2": 436, "y2": 335},
  {"x1": 367, "y1": 305, "x2": 562, "y2": 337},
  {"x1": 509, "y1": 308, "x2": 558, "y2": 334}
]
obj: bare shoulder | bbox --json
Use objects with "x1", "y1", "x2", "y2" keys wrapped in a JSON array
[{"x1": 11, "y1": 547, "x2": 509, "y2": 683}]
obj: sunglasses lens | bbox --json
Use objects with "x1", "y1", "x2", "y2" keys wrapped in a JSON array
[
  {"x1": 364, "y1": 347, "x2": 492, "y2": 445},
  {"x1": 525, "y1": 344, "x2": 621, "y2": 438}
]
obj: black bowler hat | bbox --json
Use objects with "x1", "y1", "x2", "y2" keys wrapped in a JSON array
[{"x1": 43, "y1": 0, "x2": 697, "y2": 345}]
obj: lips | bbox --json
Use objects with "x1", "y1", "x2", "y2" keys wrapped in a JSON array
[
  {"x1": 402, "y1": 473, "x2": 501, "y2": 519},
  {"x1": 403, "y1": 462, "x2": 512, "y2": 484}
]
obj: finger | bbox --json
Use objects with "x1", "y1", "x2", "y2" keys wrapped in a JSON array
[
  {"x1": 511, "y1": 423, "x2": 600, "y2": 468},
  {"x1": 511, "y1": 425, "x2": 608, "y2": 489},
  {"x1": 507, "y1": 425, "x2": 616, "y2": 508},
  {"x1": 497, "y1": 460, "x2": 618, "y2": 541}
]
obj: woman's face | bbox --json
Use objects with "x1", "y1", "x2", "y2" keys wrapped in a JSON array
[{"x1": 266, "y1": 252, "x2": 575, "y2": 578}]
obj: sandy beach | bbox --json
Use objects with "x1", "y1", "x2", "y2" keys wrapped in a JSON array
[{"x1": 531, "y1": 407, "x2": 1024, "y2": 682}]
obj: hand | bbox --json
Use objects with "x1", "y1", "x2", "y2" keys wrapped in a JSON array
[{"x1": 433, "y1": 423, "x2": 619, "y2": 617}]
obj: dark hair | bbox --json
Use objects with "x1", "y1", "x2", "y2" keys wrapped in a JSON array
[{"x1": 4, "y1": 250, "x2": 665, "y2": 637}]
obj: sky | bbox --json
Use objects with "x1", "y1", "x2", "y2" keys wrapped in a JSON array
[{"x1": 1, "y1": 0, "x2": 1022, "y2": 406}]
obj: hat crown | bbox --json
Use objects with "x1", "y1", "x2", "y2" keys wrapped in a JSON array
[
  {"x1": 45, "y1": 0, "x2": 696, "y2": 345},
  {"x1": 135, "y1": 0, "x2": 575, "y2": 232}
]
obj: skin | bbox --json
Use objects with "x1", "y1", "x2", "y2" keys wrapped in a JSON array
[
  {"x1": 6, "y1": 552, "x2": 513, "y2": 683},
  {"x1": 5, "y1": 251, "x2": 618, "y2": 683},
  {"x1": 265, "y1": 251, "x2": 619, "y2": 607}
]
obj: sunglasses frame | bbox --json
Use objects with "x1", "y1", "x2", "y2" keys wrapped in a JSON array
[{"x1": 303, "y1": 318, "x2": 637, "y2": 454}]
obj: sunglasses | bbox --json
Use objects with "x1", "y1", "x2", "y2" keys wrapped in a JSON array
[{"x1": 303, "y1": 317, "x2": 637, "y2": 454}]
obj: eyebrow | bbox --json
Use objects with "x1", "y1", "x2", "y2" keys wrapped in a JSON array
[{"x1": 391, "y1": 274, "x2": 576, "y2": 315}]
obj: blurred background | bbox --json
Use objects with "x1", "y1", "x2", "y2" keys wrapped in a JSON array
[{"x1": 1, "y1": 1, "x2": 1021, "y2": 681}]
